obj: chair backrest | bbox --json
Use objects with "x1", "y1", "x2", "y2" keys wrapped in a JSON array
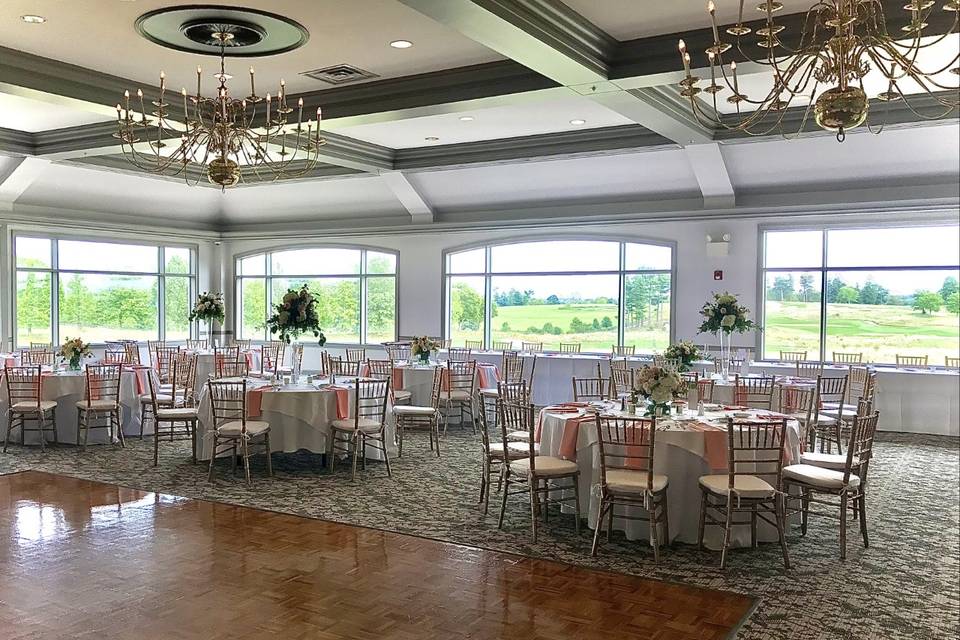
[
  {"x1": 678, "y1": 371, "x2": 699, "y2": 400},
  {"x1": 612, "y1": 344, "x2": 635, "y2": 356},
  {"x1": 329, "y1": 357, "x2": 361, "y2": 379},
  {"x1": 833, "y1": 351, "x2": 863, "y2": 364},
  {"x1": 352, "y1": 378, "x2": 390, "y2": 430},
  {"x1": 83, "y1": 363, "x2": 122, "y2": 407},
  {"x1": 428, "y1": 366, "x2": 444, "y2": 409},
  {"x1": 345, "y1": 347, "x2": 366, "y2": 362},
  {"x1": 725, "y1": 418, "x2": 787, "y2": 490},
  {"x1": 21, "y1": 350, "x2": 55, "y2": 366},
  {"x1": 4, "y1": 365, "x2": 43, "y2": 408},
  {"x1": 154, "y1": 346, "x2": 180, "y2": 382},
  {"x1": 608, "y1": 357, "x2": 629, "y2": 372},
  {"x1": 446, "y1": 360, "x2": 476, "y2": 395},
  {"x1": 572, "y1": 377, "x2": 609, "y2": 402},
  {"x1": 208, "y1": 379, "x2": 249, "y2": 435},
  {"x1": 102, "y1": 345, "x2": 130, "y2": 365},
  {"x1": 448, "y1": 347, "x2": 472, "y2": 362},
  {"x1": 559, "y1": 342, "x2": 581, "y2": 353},
  {"x1": 366, "y1": 358, "x2": 394, "y2": 381},
  {"x1": 384, "y1": 343, "x2": 411, "y2": 362},
  {"x1": 697, "y1": 378, "x2": 716, "y2": 403},
  {"x1": 796, "y1": 361, "x2": 824, "y2": 379},
  {"x1": 146, "y1": 340, "x2": 165, "y2": 364},
  {"x1": 214, "y1": 345, "x2": 241, "y2": 363},
  {"x1": 521, "y1": 341, "x2": 543, "y2": 353},
  {"x1": 815, "y1": 374, "x2": 848, "y2": 405},
  {"x1": 498, "y1": 379, "x2": 530, "y2": 406},
  {"x1": 946, "y1": 356, "x2": 960, "y2": 369},
  {"x1": 609, "y1": 367, "x2": 634, "y2": 399},
  {"x1": 778, "y1": 386, "x2": 815, "y2": 448},
  {"x1": 653, "y1": 354, "x2": 681, "y2": 370},
  {"x1": 734, "y1": 375, "x2": 776, "y2": 409},
  {"x1": 779, "y1": 350, "x2": 807, "y2": 362},
  {"x1": 216, "y1": 360, "x2": 249, "y2": 379},
  {"x1": 501, "y1": 351, "x2": 523, "y2": 382},
  {"x1": 492, "y1": 340, "x2": 513, "y2": 351},
  {"x1": 124, "y1": 342, "x2": 142, "y2": 365},
  {"x1": 186, "y1": 339, "x2": 206, "y2": 350},
  {"x1": 232, "y1": 339, "x2": 252, "y2": 350},
  {"x1": 464, "y1": 340, "x2": 483, "y2": 350},
  {"x1": 261, "y1": 342, "x2": 285, "y2": 374},
  {"x1": 847, "y1": 366, "x2": 875, "y2": 403},
  {"x1": 28, "y1": 342, "x2": 51, "y2": 351},
  {"x1": 497, "y1": 398, "x2": 537, "y2": 467},
  {"x1": 896, "y1": 354, "x2": 928, "y2": 367},
  {"x1": 174, "y1": 352, "x2": 198, "y2": 403},
  {"x1": 844, "y1": 409, "x2": 880, "y2": 486},
  {"x1": 595, "y1": 415, "x2": 657, "y2": 492}
]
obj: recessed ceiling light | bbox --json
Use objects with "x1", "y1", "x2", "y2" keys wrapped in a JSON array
[
  {"x1": 390, "y1": 40, "x2": 413, "y2": 49},
  {"x1": 424, "y1": 136, "x2": 440, "y2": 142},
  {"x1": 569, "y1": 118, "x2": 587, "y2": 126},
  {"x1": 20, "y1": 14, "x2": 46, "y2": 24},
  {"x1": 459, "y1": 116, "x2": 475, "y2": 122}
]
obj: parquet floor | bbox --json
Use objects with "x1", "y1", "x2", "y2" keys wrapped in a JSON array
[{"x1": 0, "y1": 472, "x2": 754, "y2": 640}]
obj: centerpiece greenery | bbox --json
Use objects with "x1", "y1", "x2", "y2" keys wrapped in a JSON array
[
  {"x1": 633, "y1": 365, "x2": 683, "y2": 417},
  {"x1": 698, "y1": 292, "x2": 758, "y2": 379},
  {"x1": 266, "y1": 285, "x2": 327, "y2": 345},
  {"x1": 189, "y1": 291, "x2": 226, "y2": 348},
  {"x1": 662, "y1": 340, "x2": 703, "y2": 372},
  {"x1": 59, "y1": 337, "x2": 92, "y2": 370},
  {"x1": 411, "y1": 336, "x2": 440, "y2": 364}
]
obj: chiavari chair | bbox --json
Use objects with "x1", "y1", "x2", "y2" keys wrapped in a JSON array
[
  {"x1": 678, "y1": 371, "x2": 699, "y2": 401},
  {"x1": 784, "y1": 402, "x2": 879, "y2": 559},
  {"x1": 104, "y1": 340, "x2": 128, "y2": 358},
  {"x1": 329, "y1": 357, "x2": 361, "y2": 379},
  {"x1": 146, "y1": 340, "x2": 165, "y2": 366},
  {"x1": 479, "y1": 352, "x2": 526, "y2": 426},
  {"x1": 501, "y1": 351, "x2": 524, "y2": 382},
  {"x1": 609, "y1": 367, "x2": 634, "y2": 401},
  {"x1": 796, "y1": 361, "x2": 824, "y2": 379},
  {"x1": 384, "y1": 343, "x2": 411, "y2": 362},
  {"x1": 394, "y1": 367, "x2": 442, "y2": 458},
  {"x1": 173, "y1": 352, "x2": 199, "y2": 406},
  {"x1": 778, "y1": 386, "x2": 816, "y2": 449},
  {"x1": 214, "y1": 345, "x2": 241, "y2": 364},
  {"x1": 216, "y1": 360, "x2": 250, "y2": 379},
  {"x1": 258, "y1": 341, "x2": 285, "y2": 377},
  {"x1": 154, "y1": 346, "x2": 180, "y2": 385},
  {"x1": 21, "y1": 349, "x2": 55, "y2": 367},
  {"x1": 145, "y1": 372, "x2": 199, "y2": 466},
  {"x1": 447, "y1": 347, "x2": 472, "y2": 362},
  {"x1": 572, "y1": 377, "x2": 610, "y2": 402},
  {"x1": 232, "y1": 339, "x2": 252, "y2": 350},
  {"x1": 2, "y1": 365, "x2": 57, "y2": 452},
  {"x1": 612, "y1": 344, "x2": 636, "y2": 356},
  {"x1": 521, "y1": 341, "x2": 543, "y2": 353},
  {"x1": 186, "y1": 339, "x2": 207, "y2": 350},
  {"x1": 366, "y1": 358, "x2": 412, "y2": 405},
  {"x1": 76, "y1": 364, "x2": 124, "y2": 451},
  {"x1": 832, "y1": 351, "x2": 863, "y2": 364},
  {"x1": 331, "y1": 378, "x2": 391, "y2": 481},
  {"x1": 801, "y1": 398, "x2": 873, "y2": 469},
  {"x1": 477, "y1": 382, "x2": 528, "y2": 515},
  {"x1": 895, "y1": 354, "x2": 928, "y2": 368},
  {"x1": 780, "y1": 350, "x2": 808, "y2": 362},
  {"x1": 497, "y1": 399, "x2": 580, "y2": 543},
  {"x1": 733, "y1": 375, "x2": 776, "y2": 409},
  {"x1": 697, "y1": 417, "x2": 790, "y2": 570},
  {"x1": 277, "y1": 343, "x2": 304, "y2": 379},
  {"x1": 653, "y1": 354, "x2": 681, "y2": 370},
  {"x1": 465, "y1": 340, "x2": 484, "y2": 350},
  {"x1": 821, "y1": 366, "x2": 874, "y2": 426},
  {"x1": 26, "y1": 342, "x2": 51, "y2": 351},
  {"x1": 492, "y1": 340, "x2": 514, "y2": 351},
  {"x1": 946, "y1": 356, "x2": 960, "y2": 369},
  {"x1": 345, "y1": 347, "x2": 366, "y2": 362},
  {"x1": 501, "y1": 381, "x2": 534, "y2": 443},
  {"x1": 591, "y1": 415, "x2": 669, "y2": 560},
  {"x1": 559, "y1": 342, "x2": 581, "y2": 353},
  {"x1": 207, "y1": 379, "x2": 272, "y2": 484},
  {"x1": 441, "y1": 360, "x2": 477, "y2": 434},
  {"x1": 140, "y1": 353, "x2": 192, "y2": 438},
  {"x1": 439, "y1": 338, "x2": 452, "y2": 349},
  {"x1": 124, "y1": 342, "x2": 142, "y2": 365},
  {"x1": 102, "y1": 345, "x2": 130, "y2": 365},
  {"x1": 697, "y1": 378, "x2": 716, "y2": 403},
  {"x1": 810, "y1": 375, "x2": 849, "y2": 454}
]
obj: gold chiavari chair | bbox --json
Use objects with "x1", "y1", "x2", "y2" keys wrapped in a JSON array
[
  {"x1": 447, "y1": 347, "x2": 472, "y2": 362},
  {"x1": 186, "y1": 339, "x2": 207, "y2": 350},
  {"x1": 678, "y1": 371, "x2": 699, "y2": 401},
  {"x1": 521, "y1": 341, "x2": 543, "y2": 353},
  {"x1": 384, "y1": 343, "x2": 411, "y2": 362},
  {"x1": 214, "y1": 345, "x2": 241, "y2": 363},
  {"x1": 154, "y1": 346, "x2": 181, "y2": 385},
  {"x1": 697, "y1": 417, "x2": 790, "y2": 570},
  {"x1": 102, "y1": 345, "x2": 130, "y2": 365},
  {"x1": 733, "y1": 375, "x2": 776, "y2": 409},
  {"x1": 207, "y1": 379, "x2": 272, "y2": 484},
  {"x1": 345, "y1": 347, "x2": 366, "y2": 362},
  {"x1": 479, "y1": 352, "x2": 527, "y2": 427},
  {"x1": 591, "y1": 415, "x2": 669, "y2": 560},
  {"x1": 497, "y1": 399, "x2": 580, "y2": 543},
  {"x1": 28, "y1": 342, "x2": 51, "y2": 351},
  {"x1": 465, "y1": 340, "x2": 484, "y2": 350},
  {"x1": 140, "y1": 354, "x2": 191, "y2": 438},
  {"x1": 216, "y1": 360, "x2": 250, "y2": 379},
  {"x1": 441, "y1": 360, "x2": 477, "y2": 434},
  {"x1": 394, "y1": 367, "x2": 443, "y2": 458},
  {"x1": 946, "y1": 356, "x2": 960, "y2": 369},
  {"x1": 696, "y1": 378, "x2": 716, "y2": 403},
  {"x1": 501, "y1": 351, "x2": 524, "y2": 382},
  {"x1": 76, "y1": 363, "x2": 124, "y2": 451},
  {"x1": 559, "y1": 342, "x2": 581, "y2": 353},
  {"x1": 232, "y1": 339, "x2": 252, "y2": 350},
  {"x1": 366, "y1": 358, "x2": 412, "y2": 405},
  {"x1": 832, "y1": 351, "x2": 863, "y2": 364},
  {"x1": 895, "y1": 354, "x2": 928, "y2": 367},
  {"x1": 173, "y1": 352, "x2": 199, "y2": 406},
  {"x1": 277, "y1": 343, "x2": 304, "y2": 379},
  {"x1": 21, "y1": 350, "x2": 55, "y2": 367},
  {"x1": 796, "y1": 361, "x2": 824, "y2": 379},
  {"x1": 783, "y1": 403, "x2": 879, "y2": 559},
  {"x1": 439, "y1": 338, "x2": 452, "y2": 349},
  {"x1": 810, "y1": 375, "x2": 849, "y2": 454},
  {"x1": 612, "y1": 344, "x2": 635, "y2": 356},
  {"x1": 572, "y1": 376, "x2": 610, "y2": 402},
  {"x1": 331, "y1": 378, "x2": 391, "y2": 481},
  {"x1": 259, "y1": 341, "x2": 285, "y2": 377},
  {"x1": 780, "y1": 350, "x2": 808, "y2": 362},
  {"x1": 2, "y1": 365, "x2": 57, "y2": 452},
  {"x1": 778, "y1": 386, "x2": 816, "y2": 449},
  {"x1": 146, "y1": 340, "x2": 165, "y2": 366},
  {"x1": 820, "y1": 366, "x2": 874, "y2": 426},
  {"x1": 124, "y1": 342, "x2": 142, "y2": 365},
  {"x1": 492, "y1": 340, "x2": 513, "y2": 351},
  {"x1": 801, "y1": 398, "x2": 873, "y2": 468},
  {"x1": 499, "y1": 381, "x2": 534, "y2": 443},
  {"x1": 609, "y1": 367, "x2": 634, "y2": 401},
  {"x1": 477, "y1": 381, "x2": 528, "y2": 515},
  {"x1": 145, "y1": 372, "x2": 199, "y2": 466},
  {"x1": 329, "y1": 357, "x2": 361, "y2": 379}
]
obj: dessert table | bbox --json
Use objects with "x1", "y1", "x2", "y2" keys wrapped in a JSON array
[
  {"x1": 536, "y1": 402, "x2": 802, "y2": 548},
  {"x1": 195, "y1": 376, "x2": 396, "y2": 461}
]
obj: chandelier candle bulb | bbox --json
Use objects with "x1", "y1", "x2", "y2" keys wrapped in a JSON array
[
  {"x1": 137, "y1": 89, "x2": 146, "y2": 123},
  {"x1": 679, "y1": 40, "x2": 690, "y2": 75},
  {"x1": 249, "y1": 67, "x2": 255, "y2": 97},
  {"x1": 708, "y1": 1, "x2": 720, "y2": 43},
  {"x1": 266, "y1": 93, "x2": 271, "y2": 125},
  {"x1": 196, "y1": 66, "x2": 202, "y2": 97}
]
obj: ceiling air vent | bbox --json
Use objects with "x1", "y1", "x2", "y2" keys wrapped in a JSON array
[{"x1": 301, "y1": 64, "x2": 379, "y2": 85}]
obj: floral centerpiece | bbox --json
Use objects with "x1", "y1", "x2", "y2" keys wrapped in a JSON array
[
  {"x1": 266, "y1": 285, "x2": 327, "y2": 346},
  {"x1": 663, "y1": 340, "x2": 702, "y2": 372},
  {"x1": 633, "y1": 365, "x2": 683, "y2": 417},
  {"x1": 411, "y1": 336, "x2": 440, "y2": 364},
  {"x1": 697, "y1": 292, "x2": 758, "y2": 380},
  {"x1": 59, "y1": 337, "x2": 92, "y2": 370},
  {"x1": 189, "y1": 292, "x2": 225, "y2": 348}
]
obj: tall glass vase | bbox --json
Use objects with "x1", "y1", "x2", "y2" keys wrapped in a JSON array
[
  {"x1": 207, "y1": 321, "x2": 216, "y2": 350},
  {"x1": 719, "y1": 331, "x2": 731, "y2": 381},
  {"x1": 291, "y1": 344, "x2": 303, "y2": 383}
]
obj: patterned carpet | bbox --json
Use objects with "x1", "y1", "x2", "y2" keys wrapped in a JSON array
[{"x1": 0, "y1": 428, "x2": 957, "y2": 640}]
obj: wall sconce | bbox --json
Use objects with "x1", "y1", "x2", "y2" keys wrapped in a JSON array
[{"x1": 706, "y1": 233, "x2": 731, "y2": 257}]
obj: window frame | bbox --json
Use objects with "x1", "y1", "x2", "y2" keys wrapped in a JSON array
[
  {"x1": 233, "y1": 244, "x2": 399, "y2": 346},
  {"x1": 757, "y1": 220, "x2": 960, "y2": 364},
  {"x1": 441, "y1": 235, "x2": 676, "y2": 352},
  {"x1": 11, "y1": 232, "x2": 197, "y2": 347}
]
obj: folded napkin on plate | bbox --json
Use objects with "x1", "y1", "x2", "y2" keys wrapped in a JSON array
[{"x1": 544, "y1": 406, "x2": 582, "y2": 414}]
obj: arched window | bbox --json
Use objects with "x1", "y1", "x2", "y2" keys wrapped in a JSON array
[
  {"x1": 444, "y1": 239, "x2": 673, "y2": 352},
  {"x1": 236, "y1": 246, "x2": 397, "y2": 344}
]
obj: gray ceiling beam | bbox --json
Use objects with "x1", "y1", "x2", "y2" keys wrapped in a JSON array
[
  {"x1": 0, "y1": 156, "x2": 48, "y2": 209},
  {"x1": 683, "y1": 143, "x2": 735, "y2": 209},
  {"x1": 380, "y1": 171, "x2": 435, "y2": 223}
]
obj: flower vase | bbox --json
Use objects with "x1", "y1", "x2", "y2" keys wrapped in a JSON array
[
  {"x1": 207, "y1": 321, "x2": 216, "y2": 350},
  {"x1": 418, "y1": 351, "x2": 431, "y2": 365},
  {"x1": 719, "y1": 331, "x2": 731, "y2": 381},
  {"x1": 69, "y1": 356, "x2": 81, "y2": 371},
  {"x1": 292, "y1": 345, "x2": 303, "y2": 383}
]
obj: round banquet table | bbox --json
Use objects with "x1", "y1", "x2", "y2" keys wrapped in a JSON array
[
  {"x1": 536, "y1": 404, "x2": 802, "y2": 549},
  {"x1": 395, "y1": 360, "x2": 501, "y2": 406},
  {"x1": 0, "y1": 367, "x2": 144, "y2": 445},
  {"x1": 192, "y1": 349, "x2": 260, "y2": 393},
  {"x1": 195, "y1": 377, "x2": 396, "y2": 462}
]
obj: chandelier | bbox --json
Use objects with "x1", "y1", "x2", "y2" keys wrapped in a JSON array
[
  {"x1": 676, "y1": 1, "x2": 960, "y2": 141},
  {"x1": 115, "y1": 28, "x2": 325, "y2": 188}
]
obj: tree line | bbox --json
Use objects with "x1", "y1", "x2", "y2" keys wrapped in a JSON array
[{"x1": 767, "y1": 274, "x2": 959, "y2": 314}]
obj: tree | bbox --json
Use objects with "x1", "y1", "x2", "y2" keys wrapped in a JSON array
[
  {"x1": 946, "y1": 291, "x2": 960, "y2": 315},
  {"x1": 241, "y1": 279, "x2": 266, "y2": 335},
  {"x1": 826, "y1": 277, "x2": 845, "y2": 303},
  {"x1": 451, "y1": 283, "x2": 484, "y2": 330},
  {"x1": 836, "y1": 286, "x2": 860, "y2": 304},
  {"x1": 570, "y1": 317, "x2": 588, "y2": 333},
  {"x1": 940, "y1": 276, "x2": 959, "y2": 301},
  {"x1": 545, "y1": 294, "x2": 560, "y2": 305},
  {"x1": 798, "y1": 274, "x2": 815, "y2": 302},
  {"x1": 859, "y1": 280, "x2": 889, "y2": 306},
  {"x1": 769, "y1": 275, "x2": 795, "y2": 301},
  {"x1": 366, "y1": 276, "x2": 396, "y2": 338},
  {"x1": 600, "y1": 316, "x2": 613, "y2": 329},
  {"x1": 913, "y1": 290, "x2": 943, "y2": 315}
]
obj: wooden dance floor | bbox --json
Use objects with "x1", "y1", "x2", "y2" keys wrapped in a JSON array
[{"x1": 0, "y1": 472, "x2": 753, "y2": 639}]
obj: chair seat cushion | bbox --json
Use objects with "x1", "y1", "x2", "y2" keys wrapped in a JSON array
[
  {"x1": 699, "y1": 474, "x2": 776, "y2": 499},
  {"x1": 139, "y1": 394, "x2": 180, "y2": 404},
  {"x1": 783, "y1": 464, "x2": 860, "y2": 490},
  {"x1": 216, "y1": 420, "x2": 270, "y2": 437},
  {"x1": 488, "y1": 442, "x2": 534, "y2": 458},
  {"x1": 479, "y1": 388, "x2": 499, "y2": 397},
  {"x1": 510, "y1": 456, "x2": 578, "y2": 478},
  {"x1": 444, "y1": 389, "x2": 472, "y2": 401},
  {"x1": 76, "y1": 399, "x2": 119, "y2": 411},
  {"x1": 331, "y1": 417, "x2": 382, "y2": 433},
  {"x1": 799, "y1": 451, "x2": 859, "y2": 471},
  {"x1": 393, "y1": 389, "x2": 412, "y2": 401},
  {"x1": 815, "y1": 414, "x2": 838, "y2": 426},
  {"x1": 11, "y1": 400, "x2": 57, "y2": 412},
  {"x1": 606, "y1": 469, "x2": 669, "y2": 495},
  {"x1": 393, "y1": 405, "x2": 437, "y2": 417},
  {"x1": 506, "y1": 430, "x2": 531, "y2": 441},
  {"x1": 156, "y1": 407, "x2": 199, "y2": 420}
]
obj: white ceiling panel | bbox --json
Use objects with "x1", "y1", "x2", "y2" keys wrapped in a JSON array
[{"x1": 0, "y1": 93, "x2": 113, "y2": 132}]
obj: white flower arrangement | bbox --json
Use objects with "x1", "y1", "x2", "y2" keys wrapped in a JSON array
[
  {"x1": 188, "y1": 291, "x2": 225, "y2": 324},
  {"x1": 633, "y1": 365, "x2": 683, "y2": 415}
]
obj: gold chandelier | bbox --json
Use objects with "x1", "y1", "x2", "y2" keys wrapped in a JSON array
[
  {"x1": 677, "y1": 1, "x2": 960, "y2": 141},
  {"x1": 115, "y1": 31, "x2": 326, "y2": 188}
]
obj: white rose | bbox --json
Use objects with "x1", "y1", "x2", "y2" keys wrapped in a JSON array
[{"x1": 721, "y1": 314, "x2": 737, "y2": 328}]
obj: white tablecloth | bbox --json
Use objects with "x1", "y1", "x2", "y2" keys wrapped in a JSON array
[
  {"x1": 537, "y1": 406, "x2": 801, "y2": 548},
  {"x1": 195, "y1": 378, "x2": 396, "y2": 461},
  {"x1": 397, "y1": 361, "x2": 500, "y2": 406}
]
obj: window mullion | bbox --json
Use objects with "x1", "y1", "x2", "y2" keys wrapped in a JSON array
[
  {"x1": 359, "y1": 251, "x2": 368, "y2": 345},
  {"x1": 820, "y1": 231, "x2": 829, "y2": 362},
  {"x1": 618, "y1": 243, "x2": 626, "y2": 348},
  {"x1": 51, "y1": 240, "x2": 59, "y2": 346}
]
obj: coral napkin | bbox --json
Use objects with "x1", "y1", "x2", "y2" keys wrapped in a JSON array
[{"x1": 686, "y1": 421, "x2": 729, "y2": 471}]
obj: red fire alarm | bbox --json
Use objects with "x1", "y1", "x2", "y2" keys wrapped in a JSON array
[{"x1": 713, "y1": 270, "x2": 723, "y2": 281}]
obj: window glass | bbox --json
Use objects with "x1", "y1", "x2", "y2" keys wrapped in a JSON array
[
  {"x1": 625, "y1": 244, "x2": 672, "y2": 271},
  {"x1": 164, "y1": 276, "x2": 191, "y2": 340},
  {"x1": 16, "y1": 272, "x2": 51, "y2": 347},
  {"x1": 448, "y1": 277, "x2": 486, "y2": 347},
  {"x1": 762, "y1": 271, "x2": 822, "y2": 360},
  {"x1": 58, "y1": 241, "x2": 158, "y2": 273},
  {"x1": 165, "y1": 248, "x2": 191, "y2": 274},
  {"x1": 624, "y1": 274, "x2": 672, "y2": 353},
  {"x1": 58, "y1": 274, "x2": 159, "y2": 342},
  {"x1": 448, "y1": 248, "x2": 485, "y2": 274},
  {"x1": 16, "y1": 237, "x2": 50, "y2": 269},
  {"x1": 271, "y1": 277, "x2": 361, "y2": 344},
  {"x1": 239, "y1": 254, "x2": 266, "y2": 276},
  {"x1": 491, "y1": 241, "x2": 619, "y2": 273},
  {"x1": 239, "y1": 278, "x2": 266, "y2": 341},
  {"x1": 271, "y1": 248, "x2": 361, "y2": 275},
  {"x1": 367, "y1": 252, "x2": 397, "y2": 274},
  {"x1": 366, "y1": 277, "x2": 397, "y2": 344},
  {"x1": 764, "y1": 231, "x2": 823, "y2": 269}
]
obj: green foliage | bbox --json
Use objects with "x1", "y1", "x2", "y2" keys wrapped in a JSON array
[
  {"x1": 940, "y1": 276, "x2": 959, "y2": 301},
  {"x1": 601, "y1": 316, "x2": 613, "y2": 329},
  {"x1": 913, "y1": 290, "x2": 943, "y2": 315},
  {"x1": 769, "y1": 275, "x2": 795, "y2": 301},
  {"x1": 826, "y1": 277, "x2": 845, "y2": 303},
  {"x1": 545, "y1": 295, "x2": 560, "y2": 305},
  {"x1": 451, "y1": 283, "x2": 484, "y2": 331},
  {"x1": 798, "y1": 274, "x2": 816, "y2": 302},
  {"x1": 501, "y1": 322, "x2": 511, "y2": 331},
  {"x1": 946, "y1": 292, "x2": 960, "y2": 315},
  {"x1": 859, "y1": 280, "x2": 889, "y2": 305},
  {"x1": 836, "y1": 286, "x2": 860, "y2": 304}
]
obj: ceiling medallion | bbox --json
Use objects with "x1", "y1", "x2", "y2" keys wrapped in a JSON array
[
  {"x1": 676, "y1": 1, "x2": 959, "y2": 141},
  {"x1": 116, "y1": 7, "x2": 321, "y2": 189}
]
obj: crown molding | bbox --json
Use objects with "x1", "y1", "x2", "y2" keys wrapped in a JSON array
[
  {"x1": 2, "y1": 203, "x2": 221, "y2": 237},
  {"x1": 0, "y1": 128, "x2": 33, "y2": 156}
]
